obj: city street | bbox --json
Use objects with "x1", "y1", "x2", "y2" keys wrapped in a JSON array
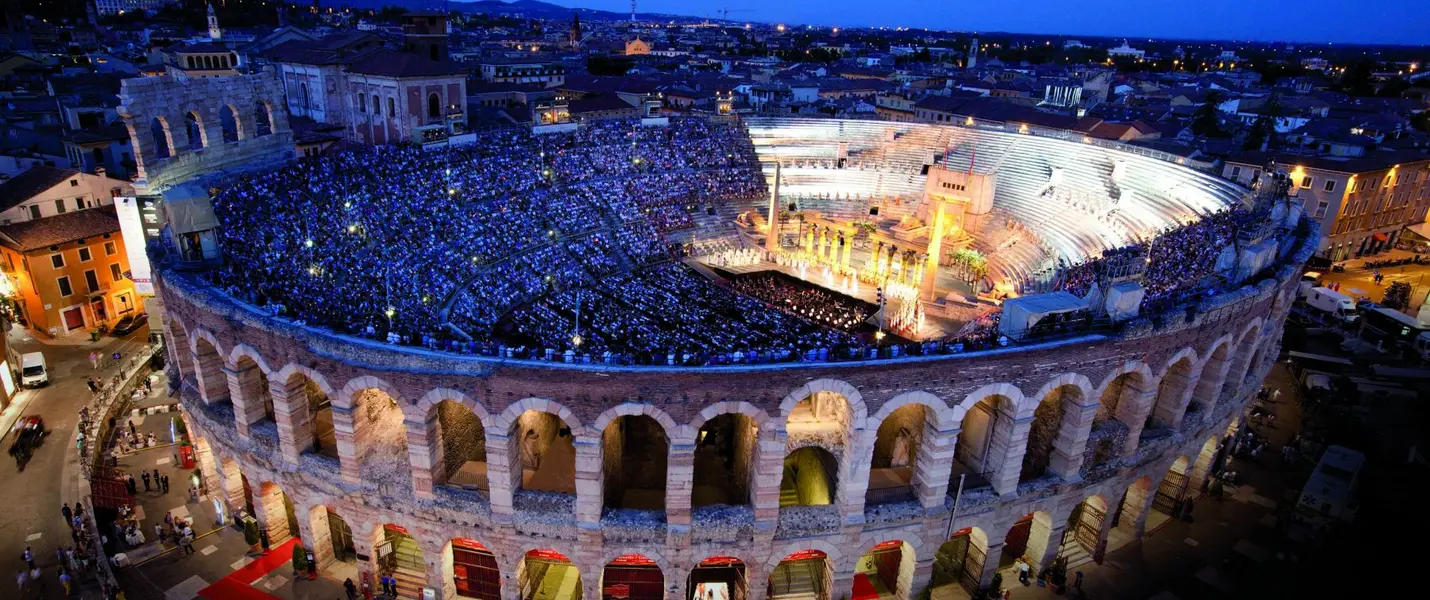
[
  {"x1": 1, "y1": 323, "x2": 150, "y2": 600},
  {"x1": 1314, "y1": 250, "x2": 1430, "y2": 311}
]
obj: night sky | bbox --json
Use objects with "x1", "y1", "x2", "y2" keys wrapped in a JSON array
[{"x1": 558, "y1": 0, "x2": 1429, "y2": 46}]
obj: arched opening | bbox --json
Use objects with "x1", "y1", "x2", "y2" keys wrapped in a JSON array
[
  {"x1": 931, "y1": 527, "x2": 987, "y2": 596},
  {"x1": 428, "y1": 93, "x2": 441, "y2": 118},
  {"x1": 438, "y1": 400, "x2": 488, "y2": 490},
  {"x1": 300, "y1": 83, "x2": 310, "y2": 109},
  {"x1": 1242, "y1": 342, "x2": 1270, "y2": 392},
  {"x1": 1110, "y1": 476, "x2": 1152, "y2": 550},
  {"x1": 693, "y1": 413, "x2": 757, "y2": 508},
  {"x1": 510, "y1": 410, "x2": 576, "y2": 494},
  {"x1": 601, "y1": 554, "x2": 664, "y2": 600},
  {"x1": 1057, "y1": 496, "x2": 1107, "y2": 568},
  {"x1": 951, "y1": 395, "x2": 1014, "y2": 491},
  {"x1": 233, "y1": 355, "x2": 275, "y2": 438},
  {"x1": 350, "y1": 388, "x2": 411, "y2": 481},
  {"x1": 1186, "y1": 343, "x2": 1231, "y2": 428},
  {"x1": 1189, "y1": 435, "x2": 1222, "y2": 492},
  {"x1": 220, "y1": 105, "x2": 241, "y2": 142},
  {"x1": 518, "y1": 549, "x2": 582, "y2": 600},
  {"x1": 374, "y1": 524, "x2": 425, "y2": 599},
  {"x1": 688, "y1": 556, "x2": 746, "y2": 600},
  {"x1": 855, "y1": 541, "x2": 915, "y2": 600},
  {"x1": 1087, "y1": 372, "x2": 1148, "y2": 470},
  {"x1": 997, "y1": 513, "x2": 1053, "y2": 582},
  {"x1": 769, "y1": 550, "x2": 832, "y2": 600},
  {"x1": 1020, "y1": 385, "x2": 1081, "y2": 482},
  {"x1": 286, "y1": 373, "x2": 336, "y2": 460},
  {"x1": 779, "y1": 447, "x2": 837, "y2": 506},
  {"x1": 867, "y1": 405, "x2": 924, "y2": 506},
  {"x1": 255, "y1": 102, "x2": 274, "y2": 137},
  {"x1": 1149, "y1": 357, "x2": 1195, "y2": 431},
  {"x1": 372, "y1": 94, "x2": 381, "y2": 118},
  {"x1": 1147, "y1": 456, "x2": 1191, "y2": 532},
  {"x1": 602, "y1": 414, "x2": 668, "y2": 512},
  {"x1": 256, "y1": 482, "x2": 299, "y2": 545},
  {"x1": 307, "y1": 505, "x2": 356, "y2": 572},
  {"x1": 190, "y1": 337, "x2": 230, "y2": 409},
  {"x1": 446, "y1": 538, "x2": 501, "y2": 600},
  {"x1": 1224, "y1": 330, "x2": 1260, "y2": 402},
  {"x1": 184, "y1": 111, "x2": 205, "y2": 150},
  {"x1": 150, "y1": 117, "x2": 172, "y2": 159}
]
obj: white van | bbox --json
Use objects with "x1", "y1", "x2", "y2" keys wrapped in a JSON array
[{"x1": 20, "y1": 352, "x2": 48, "y2": 388}]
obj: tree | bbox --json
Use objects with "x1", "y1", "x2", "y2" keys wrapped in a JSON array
[
  {"x1": 1243, "y1": 94, "x2": 1284, "y2": 151},
  {"x1": 243, "y1": 519, "x2": 261, "y2": 553},
  {"x1": 291, "y1": 544, "x2": 309, "y2": 574},
  {"x1": 1382, "y1": 281, "x2": 1411, "y2": 310},
  {"x1": 1191, "y1": 90, "x2": 1226, "y2": 138}
]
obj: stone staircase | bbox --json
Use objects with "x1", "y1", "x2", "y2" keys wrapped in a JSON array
[{"x1": 392, "y1": 569, "x2": 426, "y2": 599}]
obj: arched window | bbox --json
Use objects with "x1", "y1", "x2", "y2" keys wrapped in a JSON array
[
  {"x1": 220, "y1": 105, "x2": 240, "y2": 143},
  {"x1": 150, "y1": 117, "x2": 172, "y2": 159},
  {"x1": 91, "y1": 147, "x2": 103, "y2": 164},
  {"x1": 186, "y1": 56, "x2": 195, "y2": 69},
  {"x1": 184, "y1": 111, "x2": 204, "y2": 150},
  {"x1": 300, "y1": 83, "x2": 310, "y2": 110},
  {"x1": 358, "y1": 94, "x2": 366, "y2": 113},
  {"x1": 428, "y1": 93, "x2": 440, "y2": 118},
  {"x1": 387, "y1": 97, "x2": 395, "y2": 118},
  {"x1": 254, "y1": 103, "x2": 273, "y2": 137},
  {"x1": 372, "y1": 95, "x2": 380, "y2": 118}
]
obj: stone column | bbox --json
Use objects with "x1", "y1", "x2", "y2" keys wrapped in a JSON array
[
  {"x1": 1124, "y1": 486, "x2": 1158, "y2": 538},
  {"x1": 1093, "y1": 507, "x2": 1116, "y2": 563},
  {"x1": 909, "y1": 556, "x2": 935, "y2": 600},
  {"x1": 332, "y1": 405, "x2": 361, "y2": 484},
  {"x1": 666, "y1": 441, "x2": 695, "y2": 528},
  {"x1": 831, "y1": 570, "x2": 857, "y2": 600},
  {"x1": 574, "y1": 437, "x2": 603, "y2": 525},
  {"x1": 425, "y1": 552, "x2": 449, "y2": 600},
  {"x1": 744, "y1": 563, "x2": 769, "y2": 600},
  {"x1": 752, "y1": 428, "x2": 785, "y2": 525},
  {"x1": 841, "y1": 236, "x2": 852, "y2": 268},
  {"x1": 191, "y1": 350, "x2": 230, "y2": 406},
  {"x1": 914, "y1": 424, "x2": 958, "y2": 508},
  {"x1": 486, "y1": 429, "x2": 517, "y2": 523},
  {"x1": 1049, "y1": 402, "x2": 1098, "y2": 481},
  {"x1": 226, "y1": 363, "x2": 267, "y2": 439},
  {"x1": 987, "y1": 408, "x2": 1032, "y2": 498},
  {"x1": 977, "y1": 541, "x2": 1005, "y2": 591},
  {"x1": 406, "y1": 411, "x2": 440, "y2": 500},
  {"x1": 840, "y1": 432, "x2": 872, "y2": 525},
  {"x1": 1035, "y1": 525, "x2": 1065, "y2": 572},
  {"x1": 1154, "y1": 368, "x2": 1194, "y2": 428},
  {"x1": 306, "y1": 507, "x2": 336, "y2": 570},
  {"x1": 271, "y1": 377, "x2": 311, "y2": 469},
  {"x1": 1115, "y1": 384, "x2": 1157, "y2": 459}
]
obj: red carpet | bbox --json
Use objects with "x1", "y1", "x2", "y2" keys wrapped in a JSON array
[
  {"x1": 851, "y1": 573, "x2": 878, "y2": 600},
  {"x1": 197, "y1": 538, "x2": 300, "y2": 600}
]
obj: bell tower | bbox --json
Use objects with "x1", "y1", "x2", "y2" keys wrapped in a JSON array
[{"x1": 207, "y1": 3, "x2": 222, "y2": 40}]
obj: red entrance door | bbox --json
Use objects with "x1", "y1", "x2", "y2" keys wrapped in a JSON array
[{"x1": 62, "y1": 307, "x2": 85, "y2": 331}]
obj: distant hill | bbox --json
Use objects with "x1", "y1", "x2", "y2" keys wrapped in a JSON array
[{"x1": 339, "y1": 0, "x2": 700, "y2": 23}]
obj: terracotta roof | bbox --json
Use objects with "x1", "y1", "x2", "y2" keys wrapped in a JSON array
[
  {"x1": 0, "y1": 206, "x2": 122, "y2": 252},
  {"x1": 347, "y1": 49, "x2": 463, "y2": 77},
  {"x1": 0, "y1": 165, "x2": 80, "y2": 212},
  {"x1": 1226, "y1": 150, "x2": 1430, "y2": 174}
]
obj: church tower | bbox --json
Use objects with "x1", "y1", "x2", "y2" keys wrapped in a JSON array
[
  {"x1": 207, "y1": 3, "x2": 222, "y2": 40},
  {"x1": 569, "y1": 14, "x2": 582, "y2": 50}
]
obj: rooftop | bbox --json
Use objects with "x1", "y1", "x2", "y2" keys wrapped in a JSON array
[
  {"x1": 0, "y1": 206, "x2": 121, "y2": 252},
  {"x1": 0, "y1": 165, "x2": 80, "y2": 211}
]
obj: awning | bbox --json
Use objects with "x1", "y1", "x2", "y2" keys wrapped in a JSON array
[
  {"x1": 1403, "y1": 222, "x2": 1430, "y2": 243},
  {"x1": 162, "y1": 182, "x2": 218, "y2": 235},
  {"x1": 1373, "y1": 232, "x2": 1389, "y2": 242}
]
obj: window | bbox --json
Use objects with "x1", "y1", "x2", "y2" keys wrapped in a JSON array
[
  {"x1": 1301, "y1": 177, "x2": 1313, "y2": 189},
  {"x1": 84, "y1": 269, "x2": 100, "y2": 293},
  {"x1": 372, "y1": 95, "x2": 380, "y2": 118},
  {"x1": 50, "y1": 253, "x2": 65, "y2": 269},
  {"x1": 1231, "y1": 166, "x2": 1242, "y2": 178},
  {"x1": 1252, "y1": 170, "x2": 1261, "y2": 181},
  {"x1": 428, "y1": 93, "x2": 440, "y2": 118},
  {"x1": 29, "y1": 206, "x2": 41, "y2": 220},
  {"x1": 69, "y1": 179, "x2": 79, "y2": 187},
  {"x1": 110, "y1": 263, "x2": 123, "y2": 282},
  {"x1": 78, "y1": 247, "x2": 92, "y2": 262},
  {"x1": 358, "y1": 94, "x2": 366, "y2": 113},
  {"x1": 104, "y1": 241, "x2": 116, "y2": 256},
  {"x1": 55, "y1": 199, "x2": 67, "y2": 214},
  {"x1": 75, "y1": 197, "x2": 86, "y2": 210},
  {"x1": 1324, "y1": 180, "x2": 1336, "y2": 193},
  {"x1": 388, "y1": 97, "x2": 395, "y2": 117},
  {"x1": 1315, "y1": 201, "x2": 1328, "y2": 218},
  {"x1": 57, "y1": 276, "x2": 72, "y2": 297}
]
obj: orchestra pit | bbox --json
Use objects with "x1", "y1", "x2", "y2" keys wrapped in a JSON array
[{"x1": 155, "y1": 115, "x2": 1317, "y2": 600}]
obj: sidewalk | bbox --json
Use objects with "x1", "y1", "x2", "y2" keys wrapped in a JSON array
[{"x1": 108, "y1": 384, "x2": 345, "y2": 600}]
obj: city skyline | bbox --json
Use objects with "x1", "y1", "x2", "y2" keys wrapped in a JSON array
[{"x1": 556, "y1": 0, "x2": 1430, "y2": 46}]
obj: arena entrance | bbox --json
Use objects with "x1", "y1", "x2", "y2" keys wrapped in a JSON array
[
  {"x1": 854, "y1": 541, "x2": 912, "y2": 600},
  {"x1": 693, "y1": 414, "x2": 756, "y2": 508},
  {"x1": 309, "y1": 506, "x2": 356, "y2": 566},
  {"x1": 256, "y1": 482, "x2": 298, "y2": 545},
  {"x1": 1058, "y1": 497, "x2": 1107, "y2": 569},
  {"x1": 780, "y1": 447, "x2": 838, "y2": 506},
  {"x1": 1148, "y1": 457, "x2": 1191, "y2": 531},
  {"x1": 438, "y1": 401, "x2": 489, "y2": 491},
  {"x1": 601, "y1": 554, "x2": 664, "y2": 600},
  {"x1": 768, "y1": 550, "x2": 831, "y2": 600},
  {"x1": 519, "y1": 549, "x2": 582, "y2": 600},
  {"x1": 687, "y1": 556, "x2": 746, "y2": 600},
  {"x1": 602, "y1": 415, "x2": 668, "y2": 512},
  {"x1": 512, "y1": 411, "x2": 577, "y2": 495},
  {"x1": 866, "y1": 405, "x2": 924, "y2": 506},
  {"x1": 931, "y1": 528, "x2": 987, "y2": 596},
  {"x1": 375, "y1": 525, "x2": 425, "y2": 598},
  {"x1": 450, "y1": 538, "x2": 501, "y2": 600},
  {"x1": 300, "y1": 376, "x2": 338, "y2": 459}
]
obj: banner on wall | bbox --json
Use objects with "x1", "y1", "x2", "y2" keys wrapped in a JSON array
[{"x1": 114, "y1": 196, "x2": 162, "y2": 296}]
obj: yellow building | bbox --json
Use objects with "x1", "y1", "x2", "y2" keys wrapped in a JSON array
[
  {"x1": 0, "y1": 207, "x2": 138, "y2": 337},
  {"x1": 624, "y1": 38, "x2": 650, "y2": 56}
]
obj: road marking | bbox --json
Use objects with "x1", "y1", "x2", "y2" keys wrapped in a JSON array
[
  {"x1": 166, "y1": 575, "x2": 208, "y2": 600},
  {"x1": 263, "y1": 574, "x2": 289, "y2": 590},
  {"x1": 231, "y1": 557, "x2": 253, "y2": 571},
  {"x1": 200, "y1": 545, "x2": 217, "y2": 556},
  {"x1": 169, "y1": 505, "x2": 190, "y2": 521},
  {"x1": 26, "y1": 533, "x2": 42, "y2": 541},
  {"x1": 155, "y1": 457, "x2": 172, "y2": 466},
  {"x1": 1183, "y1": 538, "x2": 1199, "y2": 547}
]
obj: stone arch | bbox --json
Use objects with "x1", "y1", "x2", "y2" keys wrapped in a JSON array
[
  {"x1": 336, "y1": 375, "x2": 404, "y2": 411},
  {"x1": 150, "y1": 116, "x2": 173, "y2": 159},
  {"x1": 779, "y1": 446, "x2": 839, "y2": 507},
  {"x1": 1019, "y1": 373, "x2": 1093, "y2": 482},
  {"x1": 495, "y1": 398, "x2": 584, "y2": 434},
  {"x1": 517, "y1": 548, "x2": 582, "y2": 600},
  {"x1": 931, "y1": 526, "x2": 988, "y2": 594},
  {"x1": 188, "y1": 328, "x2": 230, "y2": 408},
  {"x1": 1189, "y1": 434, "x2": 1222, "y2": 490},
  {"x1": 255, "y1": 102, "x2": 274, "y2": 137},
  {"x1": 1222, "y1": 319, "x2": 1265, "y2": 403},
  {"x1": 229, "y1": 347, "x2": 275, "y2": 438},
  {"x1": 1187, "y1": 334, "x2": 1235, "y2": 426},
  {"x1": 414, "y1": 389, "x2": 491, "y2": 492},
  {"x1": 687, "y1": 555, "x2": 750, "y2": 600},
  {"x1": 1150, "y1": 348, "x2": 1199, "y2": 430},
  {"x1": 183, "y1": 109, "x2": 206, "y2": 150},
  {"x1": 442, "y1": 537, "x2": 503, "y2": 600},
  {"x1": 220, "y1": 103, "x2": 242, "y2": 142},
  {"x1": 598, "y1": 406, "x2": 672, "y2": 513},
  {"x1": 765, "y1": 539, "x2": 845, "y2": 571},
  {"x1": 341, "y1": 381, "x2": 411, "y2": 485},
  {"x1": 778, "y1": 379, "x2": 868, "y2": 426},
  {"x1": 690, "y1": 404, "x2": 765, "y2": 509},
  {"x1": 598, "y1": 552, "x2": 669, "y2": 600},
  {"x1": 994, "y1": 511, "x2": 1054, "y2": 583},
  {"x1": 856, "y1": 540, "x2": 917, "y2": 600},
  {"x1": 1113, "y1": 476, "x2": 1155, "y2": 537},
  {"x1": 951, "y1": 383, "x2": 1022, "y2": 495},
  {"x1": 226, "y1": 343, "x2": 274, "y2": 376},
  {"x1": 163, "y1": 315, "x2": 191, "y2": 382},
  {"x1": 866, "y1": 391, "x2": 956, "y2": 430},
  {"x1": 307, "y1": 503, "x2": 358, "y2": 571},
  {"x1": 1087, "y1": 362, "x2": 1156, "y2": 467},
  {"x1": 368, "y1": 522, "x2": 428, "y2": 595},
  {"x1": 255, "y1": 481, "x2": 299, "y2": 545},
  {"x1": 502, "y1": 400, "x2": 579, "y2": 496},
  {"x1": 271, "y1": 364, "x2": 337, "y2": 465},
  {"x1": 865, "y1": 401, "x2": 932, "y2": 506}
]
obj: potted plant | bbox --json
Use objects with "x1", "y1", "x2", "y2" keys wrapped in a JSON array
[
  {"x1": 291, "y1": 544, "x2": 308, "y2": 576},
  {"x1": 243, "y1": 519, "x2": 261, "y2": 555}
]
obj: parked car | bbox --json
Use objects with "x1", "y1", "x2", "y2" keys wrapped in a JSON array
[
  {"x1": 111, "y1": 312, "x2": 147, "y2": 335},
  {"x1": 20, "y1": 352, "x2": 47, "y2": 388},
  {"x1": 7, "y1": 416, "x2": 47, "y2": 471}
]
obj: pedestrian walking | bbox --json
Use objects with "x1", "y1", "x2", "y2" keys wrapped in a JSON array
[
  {"x1": 128, "y1": 421, "x2": 137, "y2": 438},
  {"x1": 62, "y1": 503, "x2": 73, "y2": 524},
  {"x1": 1016, "y1": 556, "x2": 1031, "y2": 585},
  {"x1": 86, "y1": 378, "x2": 98, "y2": 394},
  {"x1": 164, "y1": 512, "x2": 173, "y2": 528},
  {"x1": 29, "y1": 566, "x2": 43, "y2": 595},
  {"x1": 344, "y1": 577, "x2": 358, "y2": 600},
  {"x1": 59, "y1": 568, "x2": 72, "y2": 596},
  {"x1": 16, "y1": 569, "x2": 27, "y2": 595},
  {"x1": 180, "y1": 533, "x2": 195, "y2": 555},
  {"x1": 23, "y1": 547, "x2": 34, "y2": 569},
  {"x1": 161, "y1": 474, "x2": 170, "y2": 494},
  {"x1": 154, "y1": 524, "x2": 164, "y2": 543},
  {"x1": 89, "y1": 351, "x2": 99, "y2": 370},
  {"x1": 1074, "y1": 571, "x2": 1083, "y2": 592},
  {"x1": 141, "y1": 472, "x2": 151, "y2": 492},
  {"x1": 152, "y1": 469, "x2": 160, "y2": 486}
]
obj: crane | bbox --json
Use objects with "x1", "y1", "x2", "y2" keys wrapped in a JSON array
[{"x1": 717, "y1": 8, "x2": 751, "y2": 21}]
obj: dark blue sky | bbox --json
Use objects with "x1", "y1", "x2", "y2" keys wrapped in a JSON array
[{"x1": 558, "y1": 0, "x2": 1429, "y2": 46}]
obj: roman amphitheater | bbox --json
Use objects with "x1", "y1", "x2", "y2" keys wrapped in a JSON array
[{"x1": 157, "y1": 116, "x2": 1316, "y2": 600}]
